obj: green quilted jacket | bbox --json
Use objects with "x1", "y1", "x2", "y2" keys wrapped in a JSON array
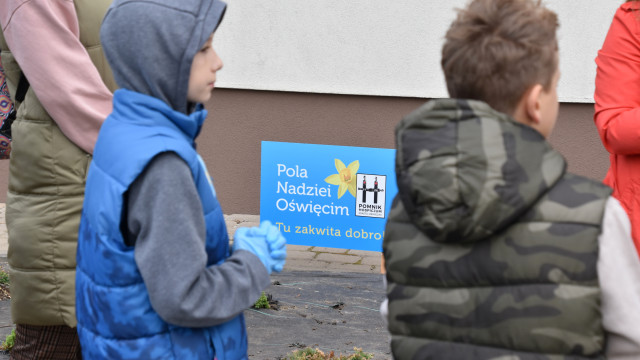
[{"x1": 0, "y1": 0, "x2": 116, "y2": 326}]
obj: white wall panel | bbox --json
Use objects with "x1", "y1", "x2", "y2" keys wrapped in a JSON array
[{"x1": 214, "y1": 1, "x2": 620, "y2": 102}]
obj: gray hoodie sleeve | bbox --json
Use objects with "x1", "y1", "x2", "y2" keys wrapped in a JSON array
[
  {"x1": 124, "y1": 151, "x2": 270, "y2": 328},
  {"x1": 599, "y1": 197, "x2": 640, "y2": 359}
]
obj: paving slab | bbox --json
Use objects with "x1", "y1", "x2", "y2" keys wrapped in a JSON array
[
  {"x1": 283, "y1": 259, "x2": 333, "y2": 272},
  {"x1": 360, "y1": 256, "x2": 384, "y2": 267},
  {"x1": 347, "y1": 250, "x2": 380, "y2": 257},
  {"x1": 285, "y1": 250, "x2": 317, "y2": 260},
  {"x1": 315, "y1": 253, "x2": 360, "y2": 264},
  {"x1": 312, "y1": 247, "x2": 350, "y2": 254},
  {"x1": 330, "y1": 263, "x2": 380, "y2": 274},
  {"x1": 287, "y1": 245, "x2": 314, "y2": 252}
]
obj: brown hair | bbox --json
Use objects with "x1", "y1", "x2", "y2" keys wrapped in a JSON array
[{"x1": 441, "y1": 0, "x2": 559, "y2": 115}]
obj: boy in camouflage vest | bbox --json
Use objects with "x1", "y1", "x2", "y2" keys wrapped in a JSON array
[{"x1": 383, "y1": 0, "x2": 640, "y2": 359}]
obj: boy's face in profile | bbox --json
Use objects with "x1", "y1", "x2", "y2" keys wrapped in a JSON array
[
  {"x1": 537, "y1": 66, "x2": 560, "y2": 138},
  {"x1": 187, "y1": 33, "x2": 223, "y2": 104}
]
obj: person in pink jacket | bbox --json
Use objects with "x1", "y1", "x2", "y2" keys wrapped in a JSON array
[
  {"x1": 595, "y1": 0, "x2": 640, "y2": 255},
  {"x1": 0, "y1": 1, "x2": 113, "y2": 358}
]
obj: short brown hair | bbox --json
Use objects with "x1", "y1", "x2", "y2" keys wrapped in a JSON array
[{"x1": 441, "y1": 0, "x2": 559, "y2": 115}]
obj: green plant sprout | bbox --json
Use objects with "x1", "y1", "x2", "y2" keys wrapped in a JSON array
[
  {"x1": 1, "y1": 329, "x2": 15, "y2": 352},
  {"x1": 253, "y1": 291, "x2": 270, "y2": 309},
  {"x1": 287, "y1": 347, "x2": 373, "y2": 360},
  {"x1": 0, "y1": 270, "x2": 9, "y2": 285}
]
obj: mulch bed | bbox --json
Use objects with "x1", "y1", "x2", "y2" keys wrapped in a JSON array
[{"x1": 0, "y1": 283, "x2": 8, "y2": 301}]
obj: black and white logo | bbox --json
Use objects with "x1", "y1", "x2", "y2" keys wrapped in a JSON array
[{"x1": 355, "y1": 173, "x2": 386, "y2": 218}]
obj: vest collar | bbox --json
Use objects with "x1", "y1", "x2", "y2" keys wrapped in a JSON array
[{"x1": 112, "y1": 89, "x2": 207, "y2": 143}]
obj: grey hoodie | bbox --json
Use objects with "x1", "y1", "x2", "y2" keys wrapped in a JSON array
[{"x1": 101, "y1": 0, "x2": 226, "y2": 113}]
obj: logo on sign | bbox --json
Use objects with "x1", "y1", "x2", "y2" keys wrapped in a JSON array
[{"x1": 355, "y1": 173, "x2": 386, "y2": 218}]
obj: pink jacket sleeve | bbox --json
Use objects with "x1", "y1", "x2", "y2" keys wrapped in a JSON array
[
  {"x1": 0, "y1": 0, "x2": 113, "y2": 154},
  {"x1": 594, "y1": 3, "x2": 640, "y2": 156}
]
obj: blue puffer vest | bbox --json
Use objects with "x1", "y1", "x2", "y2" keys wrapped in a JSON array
[{"x1": 76, "y1": 89, "x2": 247, "y2": 360}]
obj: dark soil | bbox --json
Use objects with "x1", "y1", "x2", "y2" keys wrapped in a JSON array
[{"x1": 245, "y1": 271, "x2": 391, "y2": 359}]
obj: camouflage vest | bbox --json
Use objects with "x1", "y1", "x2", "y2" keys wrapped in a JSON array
[
  {"x1": 0, "y1": 0, "x2": 116, "y2": 326},
  {"x1": 384, "y1": 99, "x2": 611, "y2": 359}
]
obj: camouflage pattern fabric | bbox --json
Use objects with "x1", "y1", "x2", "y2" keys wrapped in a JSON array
[{"x1": 383, "y1": 99, "x2": 611, "y2": 359}]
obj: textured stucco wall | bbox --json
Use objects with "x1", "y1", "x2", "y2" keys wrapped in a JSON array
[{"x1": 215, "y1": 0, "x2": 618, "y2": 102}]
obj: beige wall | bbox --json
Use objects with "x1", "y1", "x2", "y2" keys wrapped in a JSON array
[{"x1": 0, "y1": 89, "x2": 610, "y2": 214}]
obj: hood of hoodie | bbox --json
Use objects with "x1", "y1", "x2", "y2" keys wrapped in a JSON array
[
  {"x1": 394, "y1": 99, "x2": 566, "y2": 245},
  {"x1": 101, "y1": 0, "x2": 226, "y2": 114}
]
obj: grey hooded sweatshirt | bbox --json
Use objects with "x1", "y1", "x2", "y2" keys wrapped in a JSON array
[
  {"x1": 100, "y1": 0, "x2": 270, "y2": 327},
  {"x1": 101, "y1": 0, "x2": 226, "y2": 113}
]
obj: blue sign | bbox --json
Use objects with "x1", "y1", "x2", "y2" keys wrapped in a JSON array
[{"x1": 260, "y1": 141, "x2": 397, "y2": 252}]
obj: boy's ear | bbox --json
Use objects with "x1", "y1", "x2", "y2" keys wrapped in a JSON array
[{"x1": 524, "y1": 84, "x2": 544, "y2": 125}]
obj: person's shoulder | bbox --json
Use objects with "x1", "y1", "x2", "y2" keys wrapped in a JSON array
[
  {"x1": 148, "y1": 151, "x2": 189, "y2": 171},
  {"x1": 618, "y1": 2, "x2": 640, "y2": 24},
  {"x1": 142, "y1": 151, "x2": 191, "y2": 183},
  {"x1": 621, "y1": 1, "x2": 640, "y2": 12},
  {"x1": 557, "y1": 172, "x2": 612, "y2": 211},
  {"x1": 563, "y1": 172, "x2": 612, "y2": 195},
  {"x1": 535, "y1": 172, "x2": 612, "y2": 225}
]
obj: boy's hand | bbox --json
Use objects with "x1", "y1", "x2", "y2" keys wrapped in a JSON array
[
  {"x1": 232, "y1": 221, "x2": 287, "y2": 274},
  {"x1": 260, "y1": 221, "x2": 287, "y2": 273},
  {"x1": 232, "y1": 227, "x2": 273, "y2": 274}
]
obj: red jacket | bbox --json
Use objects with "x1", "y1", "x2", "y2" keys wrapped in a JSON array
[{"x1": 595, "y1": 2, "x2": 640, "y2": 254}]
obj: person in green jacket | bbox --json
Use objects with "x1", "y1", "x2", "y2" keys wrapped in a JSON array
[
  {"x1": 0, "y1": 1, "x2": 115, "y2": 358},
  {"x1": 383, "y1": 0, "x2": 640, "y2": 358}
]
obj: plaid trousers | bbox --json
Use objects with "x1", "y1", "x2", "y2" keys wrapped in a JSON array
[{"x1": 10, "y1": 325, "x2": 81, "y2": 360}]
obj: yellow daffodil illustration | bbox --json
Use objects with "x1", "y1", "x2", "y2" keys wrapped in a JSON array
[{"x1": 324, "y1": 159, "x2": 359, "y2": 199}]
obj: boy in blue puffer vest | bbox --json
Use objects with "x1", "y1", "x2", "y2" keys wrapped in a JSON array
[{"x1": 75, "y1": 0, "x2": 286, "y2": 359}]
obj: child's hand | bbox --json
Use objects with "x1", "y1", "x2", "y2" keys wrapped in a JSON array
[
  {"x1": 260, "y1": 221, "x2": 287, "y2": 273},
  {"x1": 232, "y1": 221, "x2": 287, "y2": 274},
  {"x1": 232, "y1": 227, "x2": 273, "y2": 274}
]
